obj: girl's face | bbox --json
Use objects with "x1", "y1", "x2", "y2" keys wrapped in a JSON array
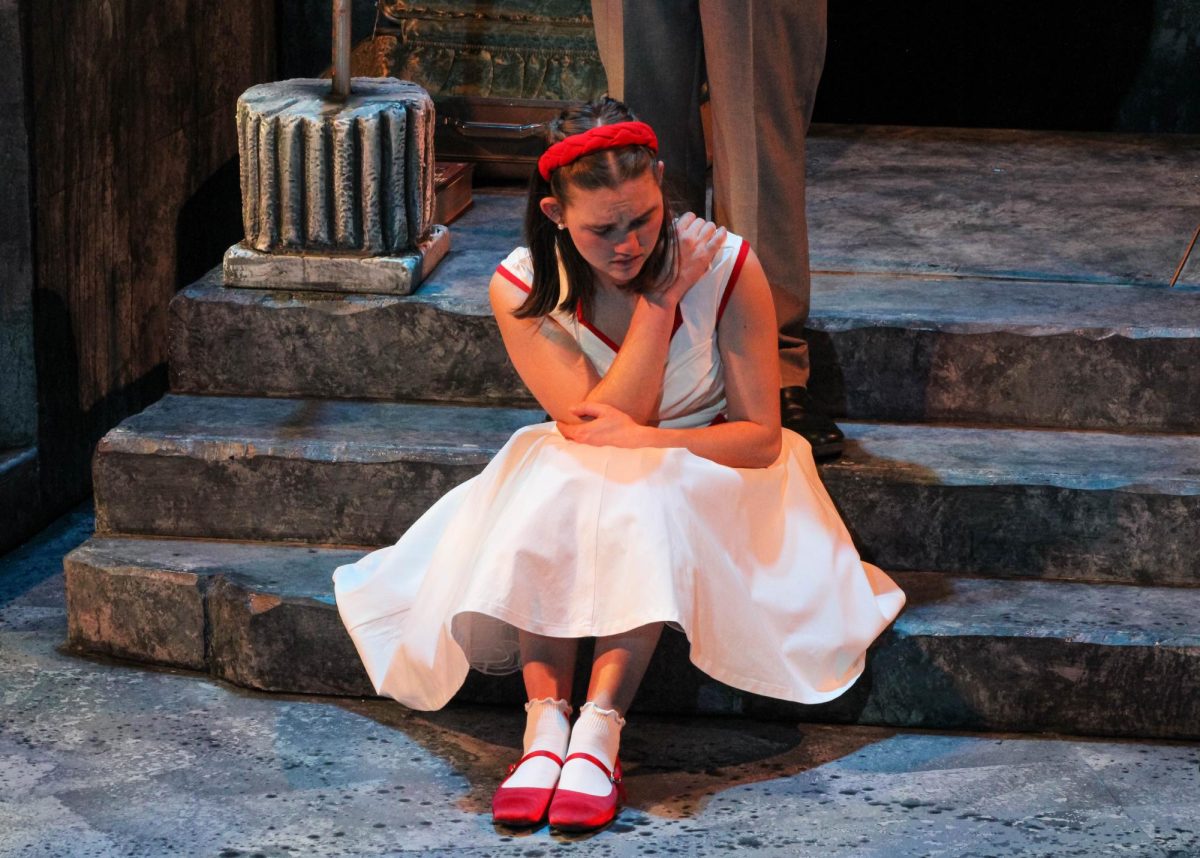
[{"x1": 542, "y1": 165, "x2": 665, "y2": 289}]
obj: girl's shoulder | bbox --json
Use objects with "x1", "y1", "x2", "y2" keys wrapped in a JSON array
[
  {"x1": 711, "y1": 230, "x2": 747, "y2": 276},
  {"x1": 688, "y1": 230, "x2": 749, "y2": 309},
  {"x1": 495, "y1": 247, "x2": 535, "y2": 294},
  {"x1": 666, "y1": 230, "x2": 751, "y2": 339}
]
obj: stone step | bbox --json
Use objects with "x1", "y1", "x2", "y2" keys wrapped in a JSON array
[
  {"x1": 821, "y1": 422, "x2": 1200, "y2": 585},
  {"x1": 166, "y1": 223, "x2": 1200, "y2": 432},
  {"x1": 169, "y1": 189, "x2": 534, "y2": 408},
  {"x1": 168, "y1": 127, "x2": 1200, "y2": 431},
  {"x1": 63, "y1": 535, "x2": 1200, "y2": 740},
  {"x1": 93, "y1": 394, "x2": 1200, "y2": 586},
  {"x1": 806, "y1": 274, "x2": 1200, "y2": 432},
  {"x1": 169, "y1": 266, "x2": 1200, "y2": 432},
  {"x1": 93, "y1": 394, "x2": 544, "y2": 547}
]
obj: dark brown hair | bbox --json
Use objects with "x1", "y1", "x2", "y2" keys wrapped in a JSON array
[{"x1": 515, "y1": 98, "x2": 677, "y2": 319}]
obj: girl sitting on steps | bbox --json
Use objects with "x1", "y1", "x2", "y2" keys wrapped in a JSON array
[{"x1": 332, "y1": 97, "x2": 905, "y2": 833}]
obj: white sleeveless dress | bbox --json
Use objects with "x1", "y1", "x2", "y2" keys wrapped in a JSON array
[{"x1": 333, "y1": 233, "x2": 905, "y2": 711}]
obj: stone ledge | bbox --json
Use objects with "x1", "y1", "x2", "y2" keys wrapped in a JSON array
[
  {"x1": 171, "y1": 186, "x2": 1200, "y2": 429},
  {"x1": 169, "y1": 270, "x2": 531, "y2": 407},
  {"x1": 93, "y1": 395, "x2": 545, "y2": 546},
  {"x1": 91, "y1": 395, "x2": 1200, "y2": 584},
  {"x1": 222, "y1": 225, "x2": 451, "y2": 296},
  {"x1": 169, "y1": 272, "x2": 1200, "y2": 430},
  {"x1": 62, "y1": 535, "x2": 1200, "y2": 740}
]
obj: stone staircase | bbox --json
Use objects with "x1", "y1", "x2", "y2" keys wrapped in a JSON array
[{"x1": 64, "y1": 126, "x2": 1200, "y2": 740}]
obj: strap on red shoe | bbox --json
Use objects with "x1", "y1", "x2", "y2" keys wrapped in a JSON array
[
  {"x1": 504, "y1": 749, "x2": 564, "y2": 778},
  {"x1": 563, "y1": 752, "x2": 621, "y2": 784}
]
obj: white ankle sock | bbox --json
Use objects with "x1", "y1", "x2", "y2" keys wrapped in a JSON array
[
  {"x1": 558, "y1": 702, "x2": 625, "y2": 796},
  {"x1": 501, "y1": 697, "x2": 571, "y2": 789}
]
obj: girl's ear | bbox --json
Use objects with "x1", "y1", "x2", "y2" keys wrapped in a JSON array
[
  {"x1": 539, "y1": 196, "x2": 565, "y2": 227},
  {"x1": 655, "y1": 160, "x2": 665, "y2": 184}
]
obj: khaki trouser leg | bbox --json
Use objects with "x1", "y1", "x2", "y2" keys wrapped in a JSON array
[{"x1": 701, "y1": 0, "x2": 826, "y2": 387}]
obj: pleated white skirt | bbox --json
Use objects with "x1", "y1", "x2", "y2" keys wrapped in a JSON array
[{"x1": 333, "y1": 423, "x2": 905, "y2": 711}]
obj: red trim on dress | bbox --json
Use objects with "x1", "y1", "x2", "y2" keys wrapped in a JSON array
[
  {"x1": 495, "y1": 264, "x2": 531, "y2": 294},
  {"x1": 716, "y1": 239, "x2": 751, "y2": 326},
  {"x1": 577, "y1": 302, "x2": 684, "y2": 353},
  {"x1": 576, "y1": 303, "x2": 622, "y2": 352}
]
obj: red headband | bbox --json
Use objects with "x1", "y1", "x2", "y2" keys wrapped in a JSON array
[{"x1": 537, "y1": 121, "x2": 659, "y2": 181}]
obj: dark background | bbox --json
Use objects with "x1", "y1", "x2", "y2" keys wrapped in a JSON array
[
  {"x1": 281, "y1": 0, "x2": 1200, "y2": 134},
  {"x1": 816, "y1": 0, "x2": 1199, "y2": 134}
]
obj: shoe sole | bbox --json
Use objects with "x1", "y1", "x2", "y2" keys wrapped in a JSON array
[{"x1": 811, "y1": 440, "x2": 844, "y2": 460}]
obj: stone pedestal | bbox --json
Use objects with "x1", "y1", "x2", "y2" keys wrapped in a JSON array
[
  {"x1": 225, "y1": 77, "x2": 447, "y2": 295},
  {"x1": 224, "y1": 225, "x2": 450, "y2": 295}
]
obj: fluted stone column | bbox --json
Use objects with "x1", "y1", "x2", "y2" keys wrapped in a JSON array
[{"x1": 223, "y1": 77, "x2": 450, "y2": 296}]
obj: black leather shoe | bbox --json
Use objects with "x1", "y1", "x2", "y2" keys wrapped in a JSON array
[{"x1": 780, "y1": 386, "x2": 844, "y2": 460}]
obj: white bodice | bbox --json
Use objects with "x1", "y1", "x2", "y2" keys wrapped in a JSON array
[{"x1": 497, "y1": 232, "x2": 749, "y2": 429}]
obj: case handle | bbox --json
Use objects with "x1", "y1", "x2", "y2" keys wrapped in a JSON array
[{"x1": 441, "y1": 117, "x2": 547, "y2": 139}]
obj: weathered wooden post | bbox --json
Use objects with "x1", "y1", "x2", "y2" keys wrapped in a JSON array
[{"x1": 223, "y1": 3, "x2": 448, "y2": 295}]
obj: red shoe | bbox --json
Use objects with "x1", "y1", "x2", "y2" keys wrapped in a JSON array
[
  {"x1": 547, "y1": 753, "x2": 626, "y2": 832},
  {"x1": 491, "y1": 749, "x2": 564, "y2": 827}
]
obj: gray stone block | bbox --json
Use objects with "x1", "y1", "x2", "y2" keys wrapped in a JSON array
[
  {"x1": 822, "y1": 422, "x2": 1200, "y2": 584},
  {"x1": 63, "y1": 541, "x2": 207, "y2": 669},
  {"x1": 92, "y1": 395, "x2": 1200, "y2": 585},
  {"x1": 207, "y1": 568, "x2": 373, "y2": 697},
  {"x1": 751, "y1": 574, "x2": 1200, "y2": 740},
  {"x1": 806, "y1": 274, "x2": 1200, "y2": 432},
  {"x1": 93, "y1": 395, "x2": 544, "y2": 545},
  {"x1": 171, "y1": 190, "x2": 528, "y2": 404},
  {"x1": 222, "y1": 224, "x2": 450, "y2": 295},
  {"x1": 169, "y1": 269, "x2": 531, "y2": 406},
  {"x1": 61, "y1": 536, "x2": 1200, "y2": 739},
  {"x1": 63, "y1": 535, "x2": 372, "y2": 694}
]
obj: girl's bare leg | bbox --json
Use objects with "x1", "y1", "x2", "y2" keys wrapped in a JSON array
[
  {"x1": 558, "y1": 622, "x2": 664, "y2": 797},
  {"x1": 520, "y1": 630, "x2": 578, "y2": 701},
  {"x1": 586, "y1": 622, "x2": 664, "y2": 714},
  {"x1": 497, "y1": 631, "x2": 580, "y2": 794}
]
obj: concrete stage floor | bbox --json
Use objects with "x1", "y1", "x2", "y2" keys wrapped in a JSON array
[{"x1": 2, "y1": 508, "x2": 1197, "y2": 856}]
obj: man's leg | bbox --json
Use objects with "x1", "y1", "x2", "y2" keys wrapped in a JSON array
[
  {"x1": 590, "y1": 0, "x2": 707, "y2": 215},
  {"x1": 699, "y1": 0, "x2": 842, "y2": 456}
]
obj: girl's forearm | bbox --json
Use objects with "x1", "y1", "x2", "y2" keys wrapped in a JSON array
[
  {"x1": 636, "y1": 420, "x2": 782, "y2": 469},
  {"x1": 582, "y1": 296, "x2": 676, "y2": 423}
]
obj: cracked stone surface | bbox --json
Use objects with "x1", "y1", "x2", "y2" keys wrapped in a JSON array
[{"x1": 3, "y1": 508, "x2": 1200, "y2": 856}]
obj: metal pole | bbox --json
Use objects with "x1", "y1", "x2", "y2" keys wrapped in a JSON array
[
  {"x1": 332, "y1": 0, "x2": 352, "y2": 98},
  {"x1": 1169, "y1": 223, "x2": 1200, "y2": 288}
]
